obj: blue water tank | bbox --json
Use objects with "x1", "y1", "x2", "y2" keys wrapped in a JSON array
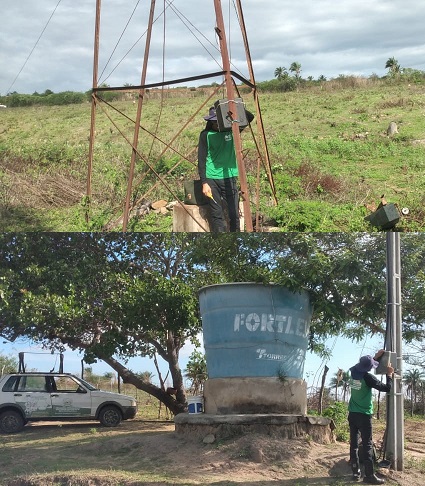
[{"x1": 199, "y1": 283, "x2": 312, "y2": 380}]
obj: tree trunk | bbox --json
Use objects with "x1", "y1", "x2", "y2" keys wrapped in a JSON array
[
  {"x1": 165, "y1": 330, "x2": 186, "y2": 409},
  {"x1": 99, "y1": 354, "x2": 187, "y2": 415},
  {"x1": 319, "y1": 365, "x2": 329, "y2": 415}
]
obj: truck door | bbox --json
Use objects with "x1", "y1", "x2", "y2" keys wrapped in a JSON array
[
  {"x1": 13, "y1": 375, "x2": 52, "y2": 418},
  {"x1": 50, "y1": 375, "x2": 92, "y2": 418}
]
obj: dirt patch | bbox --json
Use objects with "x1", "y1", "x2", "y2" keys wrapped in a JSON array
[
  {"x1": 0, "y1": 162, "x2": 85, "y2": 209},
  {"x1": 1, "y1": 419, "x2": 424, "y2": 485}
]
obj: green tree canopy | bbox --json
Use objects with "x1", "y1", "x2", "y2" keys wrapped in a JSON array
[
  {"x1": 1, "y1": 233, "x2": 424, "y2": 413},
  {"x1": 190, "y1": 233, "x2": 425, "y2": 352},
  {"x1": 0, "y1": 353, "x2": 18, "y2": 374},
  {"x1": 0, "y1": 233, "x2": 201, "y2": 414}
]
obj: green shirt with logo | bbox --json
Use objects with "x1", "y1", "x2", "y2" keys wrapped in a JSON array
[
  {"x1": 205, "y1": 130, "x2": 238, "y2": 180},
  {"x1": 349, "y1": 377, "x2": 374, "y2": 415},
  {"x1": 348, "y1": 372, "x2": 392, "y2": 416}
]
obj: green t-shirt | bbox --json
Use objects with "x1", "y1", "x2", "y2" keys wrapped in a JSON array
[
  {"x1": 205, "y1": 130, "x2": 238, "y2": 180},
  {"x1": 348, "y1": 377, "x2": 373, "y2": 415}
]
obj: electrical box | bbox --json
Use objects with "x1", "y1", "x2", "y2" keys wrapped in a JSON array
[
  {"x1": 214, "y1": 98, "x2": 248, "y2": 132},
  {"x1": 375, "y1": 351, "x2": 397, "y2": 375}
]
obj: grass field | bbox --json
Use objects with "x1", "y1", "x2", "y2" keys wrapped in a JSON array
[{"x1": 1, "y1": 78, "x2": 424, "y2": 231}]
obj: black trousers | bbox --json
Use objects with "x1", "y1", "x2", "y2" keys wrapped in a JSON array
[
  {"x1": 348, "y1": 411, "x2": 375, "y2": 476},
  {"x1": 206, "y1": 177, "x2": 240, "y2": 232}
]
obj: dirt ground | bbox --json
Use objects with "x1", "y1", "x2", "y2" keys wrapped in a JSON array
[{"x1": 2, "y1": 418, "x2": 424, "y2": 486}]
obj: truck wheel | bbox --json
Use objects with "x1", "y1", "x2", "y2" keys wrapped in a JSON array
[
  {"x1": 98, "y1": 406, "x2": 122, "y2": 427},
  {"x1": 0, "y1": 410, "x2": 25, "y2": 433}
]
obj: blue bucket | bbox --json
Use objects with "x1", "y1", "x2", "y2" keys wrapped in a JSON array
[{"x1": 187, "y1": 396, "x2": 204, "y2": 414}]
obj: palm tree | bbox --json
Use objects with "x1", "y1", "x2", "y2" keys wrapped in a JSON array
[
  {"x1": 404, "y1": 369, "x2": 425, "y2": 416},
  {"x1": 385, "y1": 57, "x2": 401, "y2": 76},
  {"x1": 184, "y1": 350, "x2": 207, "y2": 396},
  {"x1": 340, "y1": 371, "x2": 351, "y2": 403},
  {"x1": 136, "y1": 371, "x2": 154, "y2": 383},
  {"x1": 289, "y1": 62, "x2": 302, "y2": 79},
  {"x1": 274, "y1": 66, "x2": 288, "y2": 80},
  {"x1": 329, "y1": 369, "x2": 347, "y2": 402}
]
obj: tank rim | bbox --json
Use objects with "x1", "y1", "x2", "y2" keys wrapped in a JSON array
[{"x1": 199, "y1": 282, "x2": 279, "y2": 293}]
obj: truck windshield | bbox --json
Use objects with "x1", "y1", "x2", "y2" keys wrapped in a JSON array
[{"x1": 78, "y1": 377, "x2": 98, "y2": 391}]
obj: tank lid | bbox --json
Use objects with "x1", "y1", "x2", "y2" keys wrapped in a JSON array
[{"x1": 198, "y1": 282, "x2": 278, "y2": 294}]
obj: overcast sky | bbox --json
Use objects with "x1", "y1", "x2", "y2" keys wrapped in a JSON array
[{"x1": 1, "y1": 0, "x2": 425, "y2": 95}]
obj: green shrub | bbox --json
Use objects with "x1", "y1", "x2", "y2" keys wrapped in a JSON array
[
  {"x1": 267, "y1": 200, "x2": 368, "y2": 232},
  {"x1": 323, "y1": 401, "x2": 350, "y2": 442}
]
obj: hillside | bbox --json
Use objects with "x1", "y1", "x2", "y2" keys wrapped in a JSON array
[{"x1": 1, "y1": 79, "x2": 424, "y2": 231}]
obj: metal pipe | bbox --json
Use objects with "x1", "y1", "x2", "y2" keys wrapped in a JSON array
[
  {"x1": 93, "y1": 70, "x2": 255, "y2": 92},
  {"x1": 234, "y1": 0, "x2": 277, "y2": 207},
  {"x1": 123, "y1": 0, "x2": 156, "y2": 231}
]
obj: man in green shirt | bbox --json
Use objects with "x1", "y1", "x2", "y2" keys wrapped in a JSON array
[
  {"x1": 348, "y1": 350, "x2": 394, "y2": 484},
  {"x1": 198, "y1": 105, "x2": 254, "y2": 232}
]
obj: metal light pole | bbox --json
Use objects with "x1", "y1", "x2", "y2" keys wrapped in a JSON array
[{"x1": 385, "y1": 232, "x2": 404, "y2": 471}]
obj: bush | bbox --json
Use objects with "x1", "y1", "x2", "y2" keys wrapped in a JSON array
[
  {"x1": 267, "y1": 200, "x2": 368, "y2": 232},
  {"x1": 323, "y1": 401, "x2": 350, "y2": 442}
]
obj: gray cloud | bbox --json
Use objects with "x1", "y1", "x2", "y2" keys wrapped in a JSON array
[{"x1": 1, "y1": 0, "x2": 424, "y2": 95}]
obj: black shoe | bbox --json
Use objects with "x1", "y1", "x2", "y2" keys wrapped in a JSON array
[
  {"x1": 352, "y1": 469, "x2": 361, "y2": 480},
  {"x1": 363, "y1": 474, "x2": 385, "y2": 484}
]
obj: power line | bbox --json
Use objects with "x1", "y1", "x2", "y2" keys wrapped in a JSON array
[
  {"x1": 5, "y1": 0, "x2": 63, "y2": 94},
  {"x1": 98, "y1": 1, "x2": 245, "y2": 88},
  {"x1": 310, "y1": 335, "x2": 339, "y2": 391},
  {"x1": 100, "y1": 0, "x2": 177, "y2": 86},
  {"x1": 98, "y1": 0, "x2": 142, "y2": 83}
]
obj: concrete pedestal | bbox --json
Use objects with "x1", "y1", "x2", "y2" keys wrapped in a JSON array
[
  {"x1": 204, "y1": 377, "x2": 307, "y2": 415},
  {"x1": 175, "y1": 413, "x2": 335, "y2": 444},
  {"x1": 172, "y1": 202, "x2": 245, "y2": 232},
  {"x1": 172, "y1": 203, "x2": 211, "y2": 232}
]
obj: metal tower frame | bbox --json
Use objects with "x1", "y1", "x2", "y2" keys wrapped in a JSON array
[{"x1": 86, "y1": 0, "x2": 277, "y2": 232}]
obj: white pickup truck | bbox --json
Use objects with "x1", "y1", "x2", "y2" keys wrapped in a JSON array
[{"x1": 0, "y1": 372, "x2": 137, "y2": 433}]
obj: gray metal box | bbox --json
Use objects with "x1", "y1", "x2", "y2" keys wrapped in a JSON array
[
  {"x1": 375, "y1": 351, "x2": 397, "y2": 374},
  {"x1": 214, "y1": 98, "x2": 248, "y2": 132}
]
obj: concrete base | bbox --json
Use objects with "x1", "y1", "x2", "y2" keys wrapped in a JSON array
[
  {"x1": 172, "y1": 203, "x2": 211, "y2": 232},
  {"x1": 172, "y1": 202, "x2": 245, "y2": 232},
  {"x1": 204, "y1": 377, "x2": 307, "y2": 415},
  {"x1": 175, "y1": 413, "x2": 335, "y2": 444}
]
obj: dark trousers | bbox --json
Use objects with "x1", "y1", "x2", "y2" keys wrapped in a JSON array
[
  {"x1": 206, "y1": 177, "x2": 240, "y2": 232},
  {"x1": 348, "y1": 411, "x2": 375, "y2": 477}
]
